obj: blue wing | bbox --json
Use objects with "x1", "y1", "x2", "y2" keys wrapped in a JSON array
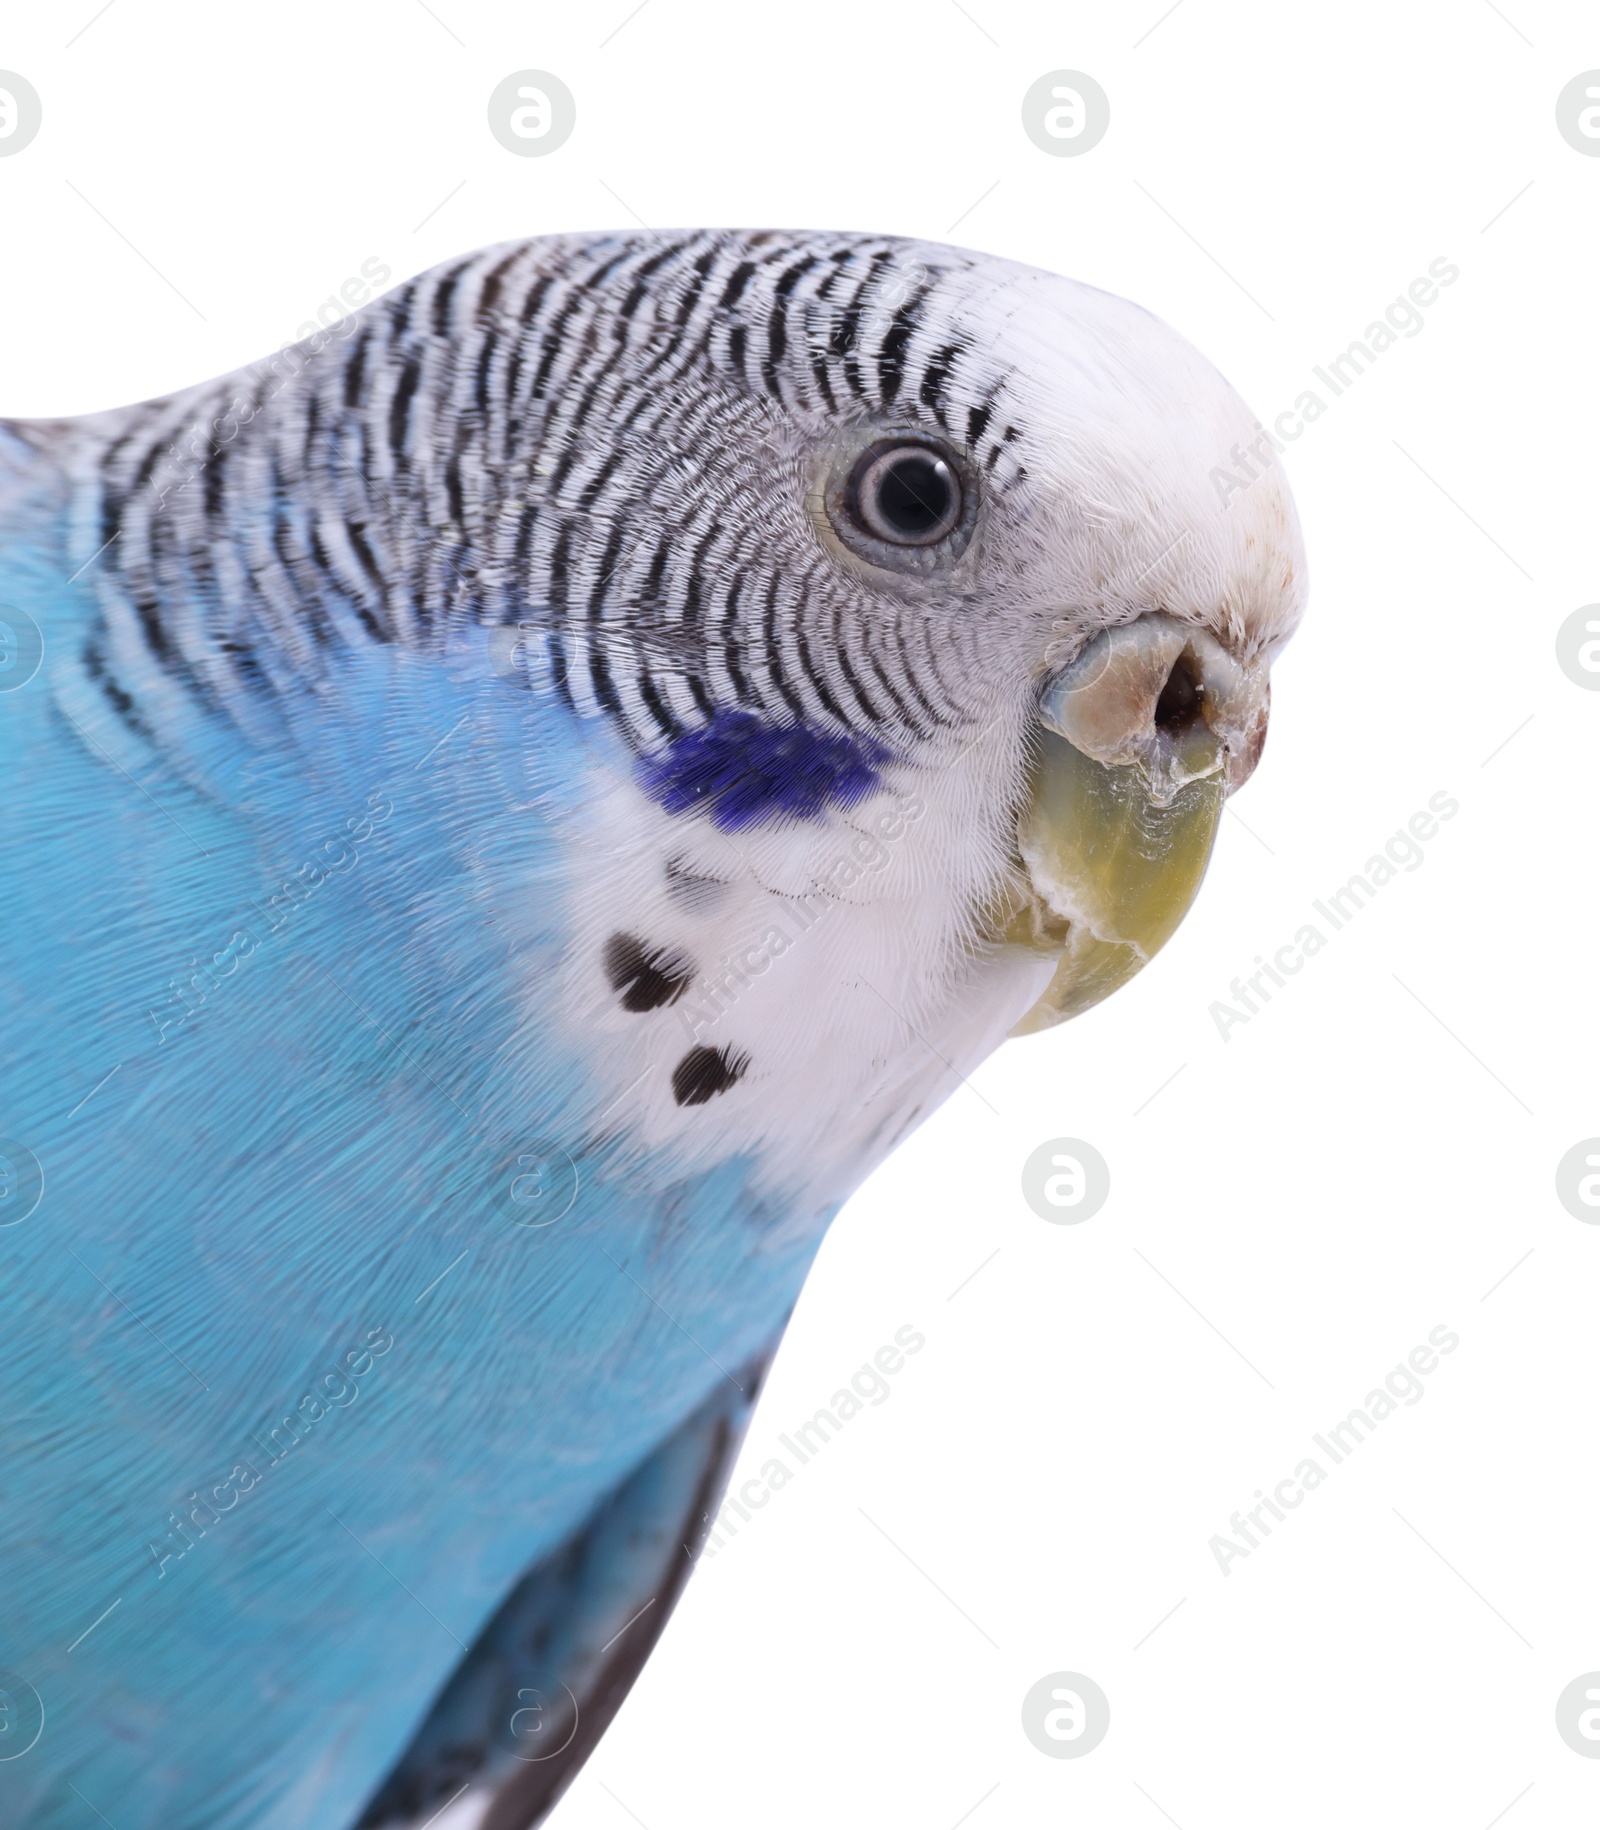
[
  {"x1": 0, "y1": 436, "x2": 825, "y2": 1828},
  {"x1": 359, "y1": 1343, "x2": 774, "y2": 1830}
]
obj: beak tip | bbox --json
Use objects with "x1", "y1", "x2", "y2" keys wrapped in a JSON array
[{"x1": 1002, "y1": 726, "x2": 1225, "y2": 1035}]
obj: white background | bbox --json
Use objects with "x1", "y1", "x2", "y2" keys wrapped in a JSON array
[{"x1": 3, "y1": 3, "x2": 1597, "y2": 1826}]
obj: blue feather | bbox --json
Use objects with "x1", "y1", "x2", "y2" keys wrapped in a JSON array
[{"x1": 0, "y1": 538, "x2": 831, "y2": 1826}]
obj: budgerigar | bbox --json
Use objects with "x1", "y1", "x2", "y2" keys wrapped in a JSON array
[{"x1": 0, "y1": 230, "x2": 1305, "y2": 1829}]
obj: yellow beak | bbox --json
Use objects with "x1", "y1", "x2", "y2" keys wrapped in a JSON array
[{"x1": 999, "y1": 615, "x2": 1266, "y2": 1036}]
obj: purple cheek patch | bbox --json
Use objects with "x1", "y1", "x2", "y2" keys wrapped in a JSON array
[{"x1": 636, "y1": 710, "x2": 890, "y2": 831}]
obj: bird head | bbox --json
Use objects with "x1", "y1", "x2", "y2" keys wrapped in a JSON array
[
  {"x1": 465, "y1": 233, "x2": 1306, "y2": 1039},
  {"x1": 68, "y1": 229, "x2": 1306, "y2": 1103}
]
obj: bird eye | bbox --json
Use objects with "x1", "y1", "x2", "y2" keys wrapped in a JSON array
[
  {"x1": 848, "y1": 443, "x2": 963, "y2": 547},
  {"x1": 820, "y1": 431, "x2": 976, "y2": 575}
]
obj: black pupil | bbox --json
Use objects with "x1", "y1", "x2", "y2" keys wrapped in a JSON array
[{"x1": 875, "y1": 453, "x2": 952, "y2": 536}]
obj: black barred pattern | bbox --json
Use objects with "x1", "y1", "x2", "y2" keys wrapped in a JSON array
[{"x1": 62, "y1": 231, "x2": 1039, "y2": 756}]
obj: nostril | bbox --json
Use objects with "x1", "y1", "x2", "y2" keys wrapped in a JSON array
[
  {"x1": 1038, "y1": 618, "x2": 1243, "y2": 778},
  {"x1": 1153, "y1": 652, "x2": 1203, "y2": 734}
]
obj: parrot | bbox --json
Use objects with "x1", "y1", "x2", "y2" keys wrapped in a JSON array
[{"x1": 0, "y1": 228, "x2": 1305, "y2": 1829}]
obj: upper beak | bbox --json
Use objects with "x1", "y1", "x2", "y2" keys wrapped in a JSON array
[{"x1": 1000, "y1": 614, "x2": 1270, "y2": 1035}]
